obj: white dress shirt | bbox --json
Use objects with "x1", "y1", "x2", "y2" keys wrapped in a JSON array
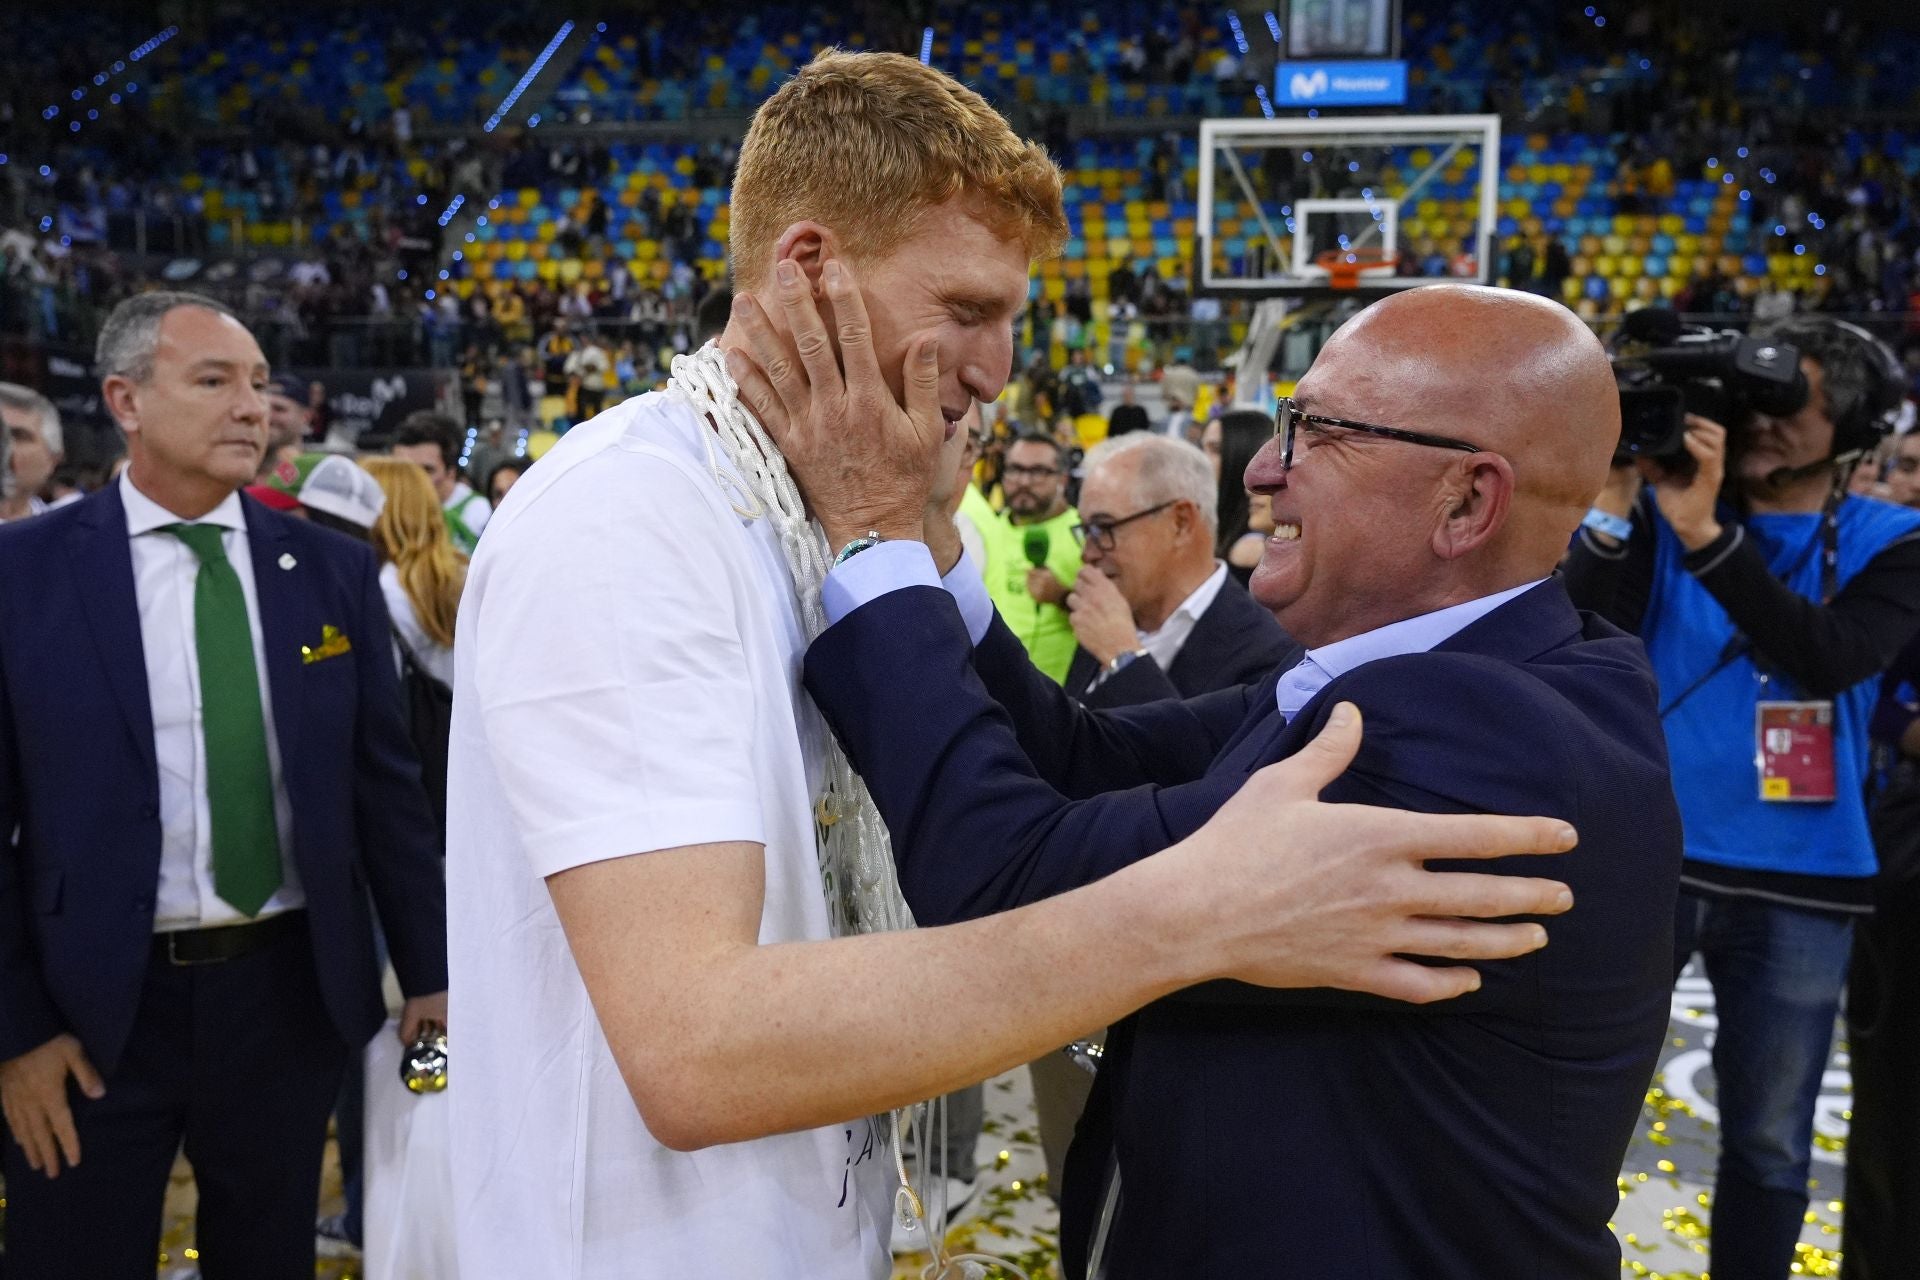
[
  {"x1": 1086, "y1": 561, "x2": 1229, "y2": 693},
  {"x1": 820, "y1": 544, "x2": 1545, "y2": 727},
  {"x1": 1272, "y1": 579, "x2": 1547, "y2": 721},
  {"x1": 121, "y1": 471, "x2": 304, "y2": 931}
]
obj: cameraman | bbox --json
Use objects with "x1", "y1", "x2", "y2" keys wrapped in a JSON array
[{"x1": 1564, "y1": 318, "x2": 1920, "y2": 1280}]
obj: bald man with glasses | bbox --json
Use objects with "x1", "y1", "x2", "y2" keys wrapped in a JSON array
[{"x1": 734, "y1": 282, "x2": 1684, "y2": 1278}]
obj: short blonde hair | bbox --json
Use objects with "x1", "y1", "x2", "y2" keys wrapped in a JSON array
[{"x1": 729, "y1": 49, "x2": 1068, "y2": 290}]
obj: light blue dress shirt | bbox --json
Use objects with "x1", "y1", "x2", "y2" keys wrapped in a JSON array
[{"x1": 821, "y1": 540, "x2": 1544, "y2": 721}]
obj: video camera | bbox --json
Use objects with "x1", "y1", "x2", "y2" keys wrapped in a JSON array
[{"x1": 1610, "y1": 311, "x2": 1808, "y2": 469}]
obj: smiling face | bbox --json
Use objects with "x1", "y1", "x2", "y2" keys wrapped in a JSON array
[
  {"x1": 1236, "y1": 285, "x2": 1616, "y2": 649},
  {"x1": 109, "y1": 305, "x2": 270, "y2": 513},
  {"x1": 1244, "y1": 344, "x2": 1473, "y2": 645}
]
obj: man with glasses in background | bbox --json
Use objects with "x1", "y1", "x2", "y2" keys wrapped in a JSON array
[
  {"x1": 979, "y1": 431, "x2": 1083, "y2": 683},
  {"x1": 735, "y1": 281, "x2": 1685, "y2": 1276}
]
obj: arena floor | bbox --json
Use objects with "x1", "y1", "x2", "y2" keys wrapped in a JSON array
[{"x1": 149, "y1": 962, "x2": 1849, "y2": 1279}]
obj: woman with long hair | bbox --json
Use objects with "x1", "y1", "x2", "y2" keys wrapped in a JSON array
[
  {"x1": 1205, "y1": 408, "x2": 1278, "y2": 587},
  {"x1": 361, "y1": 456, "x2": 465, "y2": 686}
]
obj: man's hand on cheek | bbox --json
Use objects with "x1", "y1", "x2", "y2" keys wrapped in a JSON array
[{"x1": 723, "y1": 259, "x2": 945, "y2": 553}]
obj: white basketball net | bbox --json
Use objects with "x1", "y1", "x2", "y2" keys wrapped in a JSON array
[
  {"x1": 665, "y1": 342, "x2": 914, "y2": 939},
  {"x1": 664, "y1": 342, "x2": 1024, "y2": 1280}
]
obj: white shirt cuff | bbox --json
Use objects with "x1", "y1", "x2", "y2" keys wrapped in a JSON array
[
  {"x1": 820, "y1": 543, "x2": 993, "y2": 648},
  {"x1": 822, "y1": 540, "x2": 941, "y2": 624},
  {"x1": 942, "y1": 551, "x2": 994, "y2": 647}
]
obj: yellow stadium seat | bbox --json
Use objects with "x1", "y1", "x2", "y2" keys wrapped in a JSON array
[
  {"x1": 1660, "y1": 276, "x2": 1684, "y2": 299},
  {"x1": 1561, "y1": 276, "x2": 1583, "y2": 303},
  {"x1": 1611, "y1": 215, "x2": 1636, "y2": 236},
  {"x1": 1618, "y1": 255, "x2": 1643, "y2": 278},
  {"x1": 1593, "y1": 256, "x2": 1617, "y2": 278},
  {"x1": 1603, "y1": 234, "x2": 1628, "y2": 257},
  {"x1": 1610, "y1": 277, "x2": 1632, "y2": 300}
]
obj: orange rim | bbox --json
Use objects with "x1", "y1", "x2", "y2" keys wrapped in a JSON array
[{"x1": 1313, "y1": 248, "x2": 1397, "y2": 290}]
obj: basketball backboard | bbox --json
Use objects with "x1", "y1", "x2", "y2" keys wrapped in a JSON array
[{"x1": 1196, "y1": 114, "x2": 1501, "y2": 296}]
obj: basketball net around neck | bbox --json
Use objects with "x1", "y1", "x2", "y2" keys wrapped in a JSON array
[
  {"x1": 665, "y1": 343, "x2": 1025, "y2": 1280},
  {"x1": 665, "y1": 342, "x2": 915, "y2": 939}
]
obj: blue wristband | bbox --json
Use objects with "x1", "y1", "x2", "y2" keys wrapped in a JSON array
[{"x1": 1582, "y1": 507, "x2": 1634, "y2": 541}]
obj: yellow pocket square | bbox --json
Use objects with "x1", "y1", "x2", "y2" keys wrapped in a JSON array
[{"x1": 302, "y1": 624, "x2": 353, "y2": 665}]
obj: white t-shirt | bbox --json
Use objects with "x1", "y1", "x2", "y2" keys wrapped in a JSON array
[{"x1": 446, "y1": 391, "x2": 893, "y2": 1279}]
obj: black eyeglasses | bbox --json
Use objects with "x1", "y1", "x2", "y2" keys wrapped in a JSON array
[
  {"x1": 1275, "y1": 397, "x2": 1486, "y2": 470},
  {"x1": 1073, "y1": 501, "x2": 1177, "y2": 551}
]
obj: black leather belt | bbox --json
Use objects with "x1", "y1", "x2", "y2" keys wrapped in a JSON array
[{"x1": 153, "y1": 910, "x2": 306, "y2": 966}]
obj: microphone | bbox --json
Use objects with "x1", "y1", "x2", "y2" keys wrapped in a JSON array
[
  {"x1": 1762, "y1": 457, "x2": 1844, "y2": 489},
  {"x1": 1023, "y1": 526, "x2": 1051, "y2": 568}
]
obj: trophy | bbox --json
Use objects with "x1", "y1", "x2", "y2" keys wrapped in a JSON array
[{"x1": 401, "y1": 1020, "x2": 449, "y2": 1094}]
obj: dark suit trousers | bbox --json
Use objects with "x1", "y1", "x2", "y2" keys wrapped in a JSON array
[
  {"x1": 1842, "y1": 873, "x2": 1920, "y2": 1279},
  {"x1": 3, "y1": 915, "x2": 348, "y2": 1280}
]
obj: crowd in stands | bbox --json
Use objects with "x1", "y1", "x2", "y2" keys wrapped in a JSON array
[{"x1": 5, "y1": 0, "x2": 1920, "y2": 402}]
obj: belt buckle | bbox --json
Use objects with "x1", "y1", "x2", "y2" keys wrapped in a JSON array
[{"x1": 164, "y1": 930, "x2": 221, "y2": 967}]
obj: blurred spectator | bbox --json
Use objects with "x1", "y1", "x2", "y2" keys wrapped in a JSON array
[
  {"x1": 1203, "y1": 408, "x2": 1278, "y2": 587},
  {"x1": 565, "y1": 335, "x2": 613, "y2": 421},
  {"x1": 980, "y1": 433, "x2": 1083, "y2": 684},
  {"x1": 258, "y1": 375, "x2": 313, "y2": 482},
  {"x1": 486, "y1": 456, "x2": 530, "y2": 508},
  {"x1": 360, "y1": 458, "x2": 462, "y2": 689},
  {"x1": 1106, "y1": 384, "x2": 1150, "y2": 436},
  {"x1": 0, "y1": 382, "x2": 62, "y2": 523},
  {"x1": 1883, "y1": 431, "x2": 1920, "y2": 508},
  {"x1": 391, "y1": 410, "x2": 490, "y2": 555}
]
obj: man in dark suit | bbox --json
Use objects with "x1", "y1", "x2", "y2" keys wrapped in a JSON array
[
  {"x1": 1043, "y1": 431, "x2": 1296, "y2": 1198},
  {"x1": 1063, "y1": 433, "x2": 1296, "y2": 707},
  {"x1": 0, "y1": 292, "x2": 448, "y2": 1278},
  {"x1": 730, "y1": 281, "x2": 1683, "y2": 1277}
]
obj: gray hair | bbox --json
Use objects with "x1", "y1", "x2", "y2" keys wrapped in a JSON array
[
  {"x1": 0, "y1": 382, "x2": 61, "y2": 456},
  {"x1": 95, "y1": 290, "x2": 241, "y2": 384},
  {"x1": 1083, "y1": 432, "x2": 1218, "y2": 537}
]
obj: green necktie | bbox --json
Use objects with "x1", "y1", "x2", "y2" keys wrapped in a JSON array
[{"x1": 164, "y1": 523, "x2": 283, "y2": 916}]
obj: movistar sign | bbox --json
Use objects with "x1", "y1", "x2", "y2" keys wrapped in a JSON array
[{"x1": 1275, "y1": 60, "x2": 1408, "y2": 107}]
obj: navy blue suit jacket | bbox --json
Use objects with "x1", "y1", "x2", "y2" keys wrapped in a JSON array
[
  {"x1": 1062, "y1": 570, "x2": 1299, "y2": 707},
  {"x1": 0, "y1": 485, "x2": 448, "y2": 1075},
  {"x1": 804, "y1": 578, "x2": 1681, "y2": 1279}
]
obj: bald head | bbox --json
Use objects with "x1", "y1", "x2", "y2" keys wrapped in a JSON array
[
  {"x1": 1319, "y1": 285, "x2": 1619, "y2": 522},
  {"x1": 1244, "y1": 285, "x2": 1620, "y2": 646}
]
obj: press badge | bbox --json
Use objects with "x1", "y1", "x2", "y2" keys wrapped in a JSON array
[{"x1": 1756, "y1": 701, "x2": 1837, "y2": 802}]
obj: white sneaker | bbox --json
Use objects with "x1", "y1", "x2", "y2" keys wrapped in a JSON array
[{"x1": 889, "y1": 1175, "x2": 982, "y2": 1255}]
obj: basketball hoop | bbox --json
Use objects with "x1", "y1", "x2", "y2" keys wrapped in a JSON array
[{"x1": 1312, "y1": 248, "x2": 1399, "y2": 291}]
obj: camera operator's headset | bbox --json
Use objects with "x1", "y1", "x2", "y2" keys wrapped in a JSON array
[{"x1": 1760, "y1": 317, "x2": 1907, "y2": 468}]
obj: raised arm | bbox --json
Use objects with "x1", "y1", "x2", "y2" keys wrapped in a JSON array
[{"x1": 545, "y1": 706, "x2": 1575, "y2": 1153}]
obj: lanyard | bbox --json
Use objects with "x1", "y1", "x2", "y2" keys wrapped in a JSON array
[{"x1": 1659, "y1": 486, "x2": 1843, "y2": 719}]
